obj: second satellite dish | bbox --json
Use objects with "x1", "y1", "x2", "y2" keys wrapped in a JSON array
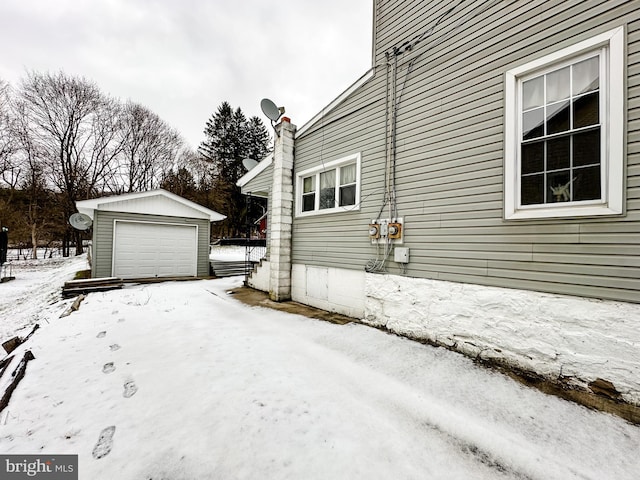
[
  {"x1": 242, "y1": 158, "x2": 259, "y2": 171},
  {"x1": 69, "y1": 213, "x2": 93, "y2": 231},
  {"x1": 261, "y1": 98, "x2": 285, "y2": 122}
]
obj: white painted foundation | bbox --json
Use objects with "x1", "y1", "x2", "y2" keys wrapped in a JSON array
[
  {"x1": 247, "y1": 260, "x2": 640, "y2": 405},
  {"x1": 364, "y1": 272, "x2": 640, "y2": 406},
  {"x1": 291, "y1": 264, "x2": 365, "y2": 318}
]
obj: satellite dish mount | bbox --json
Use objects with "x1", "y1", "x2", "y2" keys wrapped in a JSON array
[{"x1": 260, "y1": 98, "x2": 285, "y2": 137}]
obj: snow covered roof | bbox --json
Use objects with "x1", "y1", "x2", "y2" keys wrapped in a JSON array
[{"x1": 76, "y1": 189, "x2": 226, "y2": 222}]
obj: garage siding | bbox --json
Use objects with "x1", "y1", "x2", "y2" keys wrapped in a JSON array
[{"x1": 92, "y1": 211, "x2": 211, "y2": 278}]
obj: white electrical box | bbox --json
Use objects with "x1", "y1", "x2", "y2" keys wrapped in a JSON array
[{"x1": 394, "y1": 247, "x2": 409, "y2": 263}]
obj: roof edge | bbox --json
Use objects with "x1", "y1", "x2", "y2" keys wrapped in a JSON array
[
  {"x1": 76, "y1": 189, "x2": 226, "y2": 222},
  {"x1": 237, "y1": 153, "x2": 274, "y2": 188}
]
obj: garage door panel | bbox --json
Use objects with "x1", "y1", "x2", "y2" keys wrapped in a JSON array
[{"x1": 113, "y1": 222, "x2": 197, "y2": 279}]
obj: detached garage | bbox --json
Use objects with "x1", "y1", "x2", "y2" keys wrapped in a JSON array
[{"x1": 76, "y1": 189, "x2": 225, "y2": 280}]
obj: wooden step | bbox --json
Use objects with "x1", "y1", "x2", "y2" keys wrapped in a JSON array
[
  {"x1": 64, "y1": 277, "x2": 122, "y2": 288},
  {"x1": 62, "y1": 277, "x2": 124, "y2": 298}
]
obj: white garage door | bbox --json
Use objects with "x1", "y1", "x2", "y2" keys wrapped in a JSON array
[{"x1": 113, "y1": 221, "x2": 198, "y2": 279}]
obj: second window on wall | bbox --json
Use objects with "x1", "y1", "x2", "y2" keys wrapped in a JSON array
[
  {"x1": 503, "y1": 26, "x2": 624, "y2": 220},
  {"x1": 297, "y1": 153, "x2": 361, "y2": 216},
  {"x1": 520, "y1": 54, "x2": 601, "y2": 206}
]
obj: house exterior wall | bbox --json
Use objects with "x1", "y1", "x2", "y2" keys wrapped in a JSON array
[
  {"x1": 293, "y1": 0, "x2": 640, "y2": 304},
  {"x1": 281, "y1": 0, "x2": 640, "y2": 405},
  {"x1": 92, "y1": 210, "x2": 211, "y2": 278},
  {"x1": 242, "y1": 162, "x2": 273, "y2": 196}
]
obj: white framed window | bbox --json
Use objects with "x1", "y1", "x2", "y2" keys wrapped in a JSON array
[
  {"x1": 296, "y1": 153, "x2": 361, "y2": 216},
  {"x1": 504, "y1": 27, "x2": 624, "y2": 220}
]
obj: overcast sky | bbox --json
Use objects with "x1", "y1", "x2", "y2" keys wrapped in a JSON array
[{"x1": 0, "y1": 0, "x2": 373, "y2": 149}]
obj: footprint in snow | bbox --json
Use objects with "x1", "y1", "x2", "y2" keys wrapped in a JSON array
[
  {"x1": 109, "y1": 344, "x2": 121, "y2": 351},
  {"x1": 96, "y1": 331, "x2": 106, "y2": 338},
  {"x1": 92, "y1": 426, "x2": 115, "y2": 459},
  {"x1": 123, "y1": 381, "x2": 138, "y2": 398},
  {"x1": 102, "y1": 363, "x2": 116, "y2": 374}
]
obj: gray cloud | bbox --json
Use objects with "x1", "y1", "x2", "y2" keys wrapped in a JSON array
[{"x1": 0, "y1": 0, "x2": 372, "y2": 148}]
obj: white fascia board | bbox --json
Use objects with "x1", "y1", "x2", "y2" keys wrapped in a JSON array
[
  {"x1": 295, "y1": 68, "x2": 376, "y2": 138},
  {"x1": 237, "y1": 154, "x2": 273, "y2": 188},
  {"x1": 76, "y1": 203, "x2": 97, "y2": 219}
]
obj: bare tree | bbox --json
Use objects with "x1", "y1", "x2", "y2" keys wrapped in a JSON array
[
  {"x1": 107, "y1": 101, "x2": 184, "y2": 193},
  {"x1": 0, "y1": 79, "x2": 18, "y2": 186},
  {"x1": 0, "y1": 80, "x2": 23, "y2": 241},
  {"x1": 173, "y1": 147, "x2": 205, "y2": 183},
  {"x1": 4, "y1": 71, "x2": 192, "y2": 254},
  {"x1": 85, "y1": 97, "x2": 126, "y2": 195},
  {"x1": 10, "y1": 97, "x2": 54, "y2": 259},
  {"x1": 18, "y1": 71, "x2": 120, "y2": 255}
]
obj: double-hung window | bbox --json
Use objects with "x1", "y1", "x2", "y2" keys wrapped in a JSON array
[
  {"x1": 504, "y1": 27, "x2": 624, "y2": 219},
  {"x1": 302, "y1": 176, "x2": 316, "y2": 212},
  {"x1": 297, "y1": 153, "x2": 361, "y2": 216}
]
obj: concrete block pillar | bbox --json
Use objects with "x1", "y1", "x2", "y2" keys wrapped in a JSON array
[{"x1": 269, "y1": 117, "x2": 296, "y2": 301}]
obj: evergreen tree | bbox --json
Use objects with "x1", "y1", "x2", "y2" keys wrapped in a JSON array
[
  {"x1": 245, "y1": 116, "x2": 271, "y2": 166},
  {"x1": 199, "y1": 102, "x2": 271, "y2": 238}
]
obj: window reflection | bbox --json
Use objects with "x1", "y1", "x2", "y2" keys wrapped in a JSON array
[{"x1": 519, "y1": 54, "x2": 602, "y2": 206}]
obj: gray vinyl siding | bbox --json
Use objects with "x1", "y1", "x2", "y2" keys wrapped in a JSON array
[
  {"x1": 292, "y1": 0, "x2": 640, "y2": 303},
  {"x1": 241, "y1": 162, "x2": 273, "y2": 197},
  {"x1": 92, "y1": 210, "x2": 211, "y2": 278}
]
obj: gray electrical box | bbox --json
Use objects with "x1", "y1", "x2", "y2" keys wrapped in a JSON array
[{"x1": 394, "y1": 247, "x2": 409, "y2": 263}]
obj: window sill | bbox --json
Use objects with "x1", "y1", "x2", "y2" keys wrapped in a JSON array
[
  {"x1": 505, "y1": 203, "x2": 623, "y2": 220},
  {"x1": 297, "y1": 205, "x2": 360, "y2": 218}
]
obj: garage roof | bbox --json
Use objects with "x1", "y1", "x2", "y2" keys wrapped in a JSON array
[{"x1": 76, "y1": 189, "x2": 226, "y2": 222}]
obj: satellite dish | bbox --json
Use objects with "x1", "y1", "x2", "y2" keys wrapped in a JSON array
[
  {"x1": 242, "y1": 158, "x2": 259, "y2": 171},
  {"x1": 260, "y1": 98, "x2": 285, "y2": 122},
  {"x1": 69, "y1": 213, "x2": 93, "y2": 231}
]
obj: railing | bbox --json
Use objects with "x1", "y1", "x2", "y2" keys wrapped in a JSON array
[
  {"x1": 209, "y1": 239, "x2": 266, "y2": 280},
  {"x1": 245, "y1": 243, "x2": 267, "y2": 282}
]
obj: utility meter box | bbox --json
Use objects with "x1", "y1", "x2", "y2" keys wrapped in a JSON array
[
  {"x1": 388, "y1": 222, "x2": 402, "y2": 239},
  {"x1": 369, "y1": 217, "x2": 404, "y2": 244}
]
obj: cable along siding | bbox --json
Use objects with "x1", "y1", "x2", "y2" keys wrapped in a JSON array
[{"x1": 291, "y1": 0, "x2": 640, "y2": 303}]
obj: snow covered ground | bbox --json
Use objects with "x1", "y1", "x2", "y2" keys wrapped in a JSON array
[
  {"x1": 0, "y1": 255, "x2": 89, "y2": 341},
  {"x1": 0, "y1": 256, "x2": 639, "y2": 479},
  {"x1": 209, "y1": 244, "x2": 266, "y2": 262}
]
